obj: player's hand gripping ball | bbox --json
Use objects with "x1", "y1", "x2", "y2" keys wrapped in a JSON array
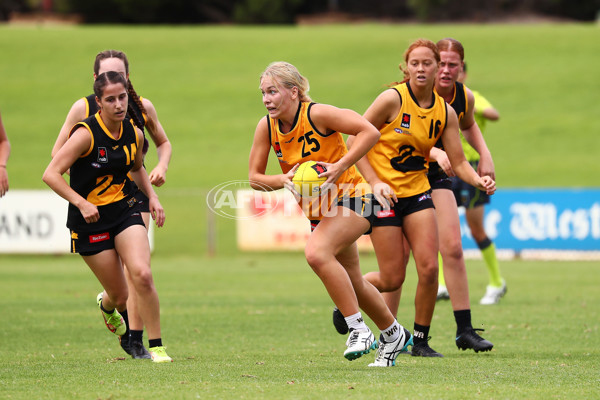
[{"x1": 292, "y1": 161, "x2": 327, "y2": 198}]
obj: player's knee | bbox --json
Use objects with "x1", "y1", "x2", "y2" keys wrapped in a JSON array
[
  {"x1": 442, "y1": 243, "x2": 463, "y2": 264},
  {"x1": 304, "y1": 245, "x2": 322, "y2": 270},
  {"x1": 417, "y1": 261, "x2": 438, "y2": 284},
  {"x1": 379, "y1": 274, "x2": 405, "y2": 292},
  {"x1": 131, "y1": 267, "x2": 155, "y2": 293},
  {"x1": 304, "y1": 242, "x2": 332, "y2": 273},
  {"x1": 376, "y1": 265, "x2": 406, "y2": 291}
]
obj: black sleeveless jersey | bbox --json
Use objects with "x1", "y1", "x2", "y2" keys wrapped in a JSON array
[
  {"x1": 66, "y1": 113, "x2": 140, "y2": 230},
  {"x1": 447, "y1": 81, "x2": 468, "y2": 122},
  {"x1": 429, "y1": 81, "x2": 469, "y2": 179}
]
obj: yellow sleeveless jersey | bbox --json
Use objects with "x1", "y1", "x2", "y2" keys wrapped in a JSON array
[
  {"x1": 268, "y1": 102, "x2": 369, "y2": 220},
  {"x1": 367, "y1": 82, "x2": 448, "y2": 198}
]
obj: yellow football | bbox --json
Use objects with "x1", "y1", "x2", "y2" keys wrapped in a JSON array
[{"x1": 292, "y1": 161, "x2": 327, "y2": 198}]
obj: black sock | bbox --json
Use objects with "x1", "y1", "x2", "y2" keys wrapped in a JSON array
[
  {"x1": 120, "y1": 309, "x2": 130, "y2": 339},
  {"x1": 130, "y1": 329, "x2": 143, "y2": 343},
  {"x1": 99, "y1": 302, "x2": 114, "y2": 314},
  {"x1": 148, "y1": 338, "x2": 162, "y2": 348},
  {"x1": 476, "y1": 237, "x2": 492, "y2": 250},
  {"x1": 413, "y1": 323, "x2": 430, "y2": 345},
  {"x1": 454, "y1": 309, "x2": 472, "y2": 336}
]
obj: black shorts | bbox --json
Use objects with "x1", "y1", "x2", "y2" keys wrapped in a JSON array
[
  {"x1": 451, "y1": 161, "x2": 490, "y2": 208},
  {"x1": 310, "y1": 193, "x2": 379, "y2": 234},
  {"x1": 372, "y1": 190, "x2": 434, "y2": 228},
  {"x1": 427, "y1": 162, "x2": 452, "y2": 191},
  {"x1": 132, "y1": 185, "x2": 150, "y2": 213},
  {"x1": 69, "y1": 197, "x2": 145, "y2": 256},
  {"x1": 428, "y1": 170, "x2": 452, "y2": 190}
]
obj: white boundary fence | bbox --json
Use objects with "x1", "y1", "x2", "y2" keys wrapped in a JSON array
[{"x1": 0, "y1": 190, "x2": 153, "y2": 254}]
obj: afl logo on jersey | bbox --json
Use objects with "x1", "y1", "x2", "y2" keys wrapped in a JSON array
[
  {"x1": 400, "y1": 113, "x2": 411, "y2": 129},
  {"x1": 97, "y1": 147, "x2": 108, "y2": 163}
]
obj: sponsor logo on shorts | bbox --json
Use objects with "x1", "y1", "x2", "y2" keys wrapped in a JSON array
[
  {"x1": 377, "y1": 209, "x2": 396, "y2": 218},
  {"x1": 89, "y1": 232, "x2": 110, "y2": 243},
  {"x1": 418, "y1": 193, "x2": 432, "y2": 202},
  {"x1": 127, "y1": 197, "x2": 137, "y2": 207},
  {"x1": 97, "y1": 147, "x2": 108, "y2": 163},
  {"x1": 400, "y1": 113, "x2": 411, "y2": 129}
]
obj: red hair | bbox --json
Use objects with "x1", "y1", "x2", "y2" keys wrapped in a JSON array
[
  {"x1": 436, "y1": 38, "x2": 465, "y2": 60},
  {"x1": 391, "y1": 38, "x2": 440, "y2": 85}
]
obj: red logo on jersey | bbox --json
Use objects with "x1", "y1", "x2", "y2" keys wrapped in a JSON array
[
  {"x1": 89, "y1": 232, "x2": 110, "y2": 243},
  {"x1": 273, "y1": 142, "x2": 282, "y2": 157},
  {"x1": 400, "y1": 113, "x2": 411, "y2": 129},
  {"x1": 312, "y1": 163, "x2": 327, "y2": 175},
  {"x1": 98, "y1": 147, "x2": 108, "y2": 163}
]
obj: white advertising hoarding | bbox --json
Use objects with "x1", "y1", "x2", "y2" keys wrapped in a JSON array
[
  {"x1": 0, "y1": 190, "x2": 153, "y2": 254},
  {"x1": 235, "y1": 189, "x2": 373, "y2": 252}
]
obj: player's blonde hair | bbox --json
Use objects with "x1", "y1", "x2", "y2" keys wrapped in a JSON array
[{"x1": 260, "y1": 61, "x2": 312, "y2": 102}]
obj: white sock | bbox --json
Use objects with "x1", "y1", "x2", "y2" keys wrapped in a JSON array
[
  {"x1": 381, "y1": 320, "x2": 401, "y2": 343},
  {"x1": 344, "y1": 312, "x2": 369, "y2": 332}
]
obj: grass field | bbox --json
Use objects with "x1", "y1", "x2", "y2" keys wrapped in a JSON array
[
  {"x1": 1, "y1": 254, "x2": 599, "y2": 399},
  {"x1": 0, "y1": 23, "x2": 599, "y2": 399}
]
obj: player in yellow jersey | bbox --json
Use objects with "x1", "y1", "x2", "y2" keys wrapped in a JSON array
[
  {"x1": 52, "y1": 50, "x2": 172, "y2": 359},
  {"x1": 450, "y1": 62, "x2": 506, "y2": 305},
  {"x1": 360, "y1": 39, "x2": 498, "y2": 353},
  {"x1": 344, "y1": 39, "x2": 495, "y2": 357},
  {"x1": 249, "y1": 61, "x2": 412, "y2": 367},
  {"x1": 43, "y1": 72, "x2": 172, "y2": 362}
]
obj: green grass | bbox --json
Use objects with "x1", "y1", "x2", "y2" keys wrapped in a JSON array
[
  {"x1": 0, "y1": 23, "x2": 599, "y2": 399},
  {"x1": 1, "y1": 254, "x2": 599, "y2": 399}
]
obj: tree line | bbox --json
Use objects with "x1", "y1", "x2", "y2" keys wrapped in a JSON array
[{"x1": 1, "y1": 0, "x2": 597, "y2": 23}]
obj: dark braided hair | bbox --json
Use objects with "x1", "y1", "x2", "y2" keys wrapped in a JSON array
[
  {"x1": 126, "y1": 78, "x2": 156, "y2": 133},
  {"x1": 94, "y1": 50, "x2": 151, "y2": 153}
]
